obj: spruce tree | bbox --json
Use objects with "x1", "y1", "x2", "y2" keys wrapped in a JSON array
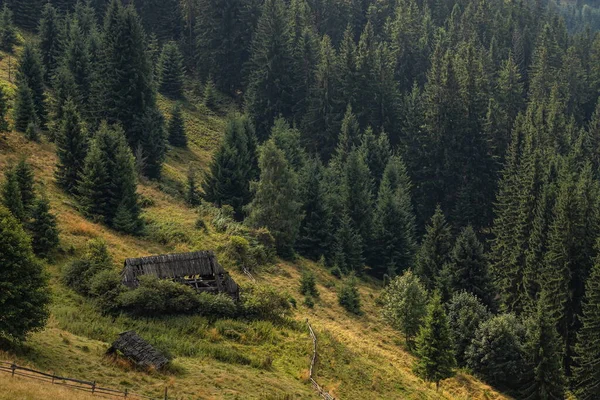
[
  {"x1": 38, "y1": 3, "x2": 61, "y2": 84},
  {"x1": 137, "y1": 107, "x2": 167, "y2": 179},
  {"x1": 414, "y1": 206, "x2": 453, "y2": 292},
  {"x1": 158, "y1": 41, "x2": 185, "y2": 98},
  {"x1": 14, "y1": 158, "x2": 35, "y2": 212},
  {"x1": 0, "y1": 5, "x2": 18, "y2": 52},
  {"x1": 245, "y1": 138, "x2": 303, "y2": 257},
  {"x1": 0, "y1": 206, "x2": 49, "y2": 342},
  {"x1": 447, "y1": 291, "x2": 490, "y2": 366},
  {"x1": 17, "y1": 42, "x2": 47, "y2": 129},
  {"x1": 413, "y1": 292, "x2": 456, "y2": 390},
  {"x1": 574, "y1": 254, "x2": 600, "y2": 400},
  {"x1": 202, "y1": 115, "x2": 257, "y2": 220},
  {"x1": 332, "y1": 213, "x2": 364, "y2": 274},
  {"x1": 63, "y1": 19, "x2": 92, "y2": 111},
  {"x1": 6, "y1": 0, "x2": 42, "y2": 31},
  {"x1": 55, "y1": 100, "x2": 88, "y2": 193},
  {"x1": 360, "y1": 128, "x2": 392, "y2": 187},
  {"x1": 186, "y1": 167, "x2": 201, "y2": 207},
  {"x1": 372, "y1": 155, "x2": 416, "y2": 277},
  {"x1": 342, "y1": 149, "x2": 374, "y2": 248},
  {"x1": 0, "y1": 85, "x2": 9, "y2": 131},
  {"x1": 296, "y1": 156, "x2": 333, "y2": 261},
  {"x1": 13, "y1": 79, "x2": 37, "y2": 133},
  {"x1": 168, "y1": 103, "x2": 187, "y2": 147},
  {"x1": 244, "y1": 0, "x2": 294, "y2": 140},
  {"x1": 28, "y1": 196, "x2": 59, "y2": 258},
  {"x1": 2, "y1": 168, "x2": 25, "y2": 221},
  {"x1": 444, "y1": 226, "x2": 493, "y2": 307},
  {"x1": 521, "y1": 292, "x2": 565, "y2": 400}
]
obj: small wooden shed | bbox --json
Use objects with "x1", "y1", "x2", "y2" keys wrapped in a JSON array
[
  {"x1": 121, "y1": 250, "x2": 239, "y2": 299},
  {"x1": 107, "y1": 331, "x2": 169, "y2": 370}
]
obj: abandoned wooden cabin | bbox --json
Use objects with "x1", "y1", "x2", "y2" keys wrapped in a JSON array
[
  {"x1": 107, "y1": 331, "x2": 169, "y2": 370},
  {"x1": 122, "y1": 250, "x2": 240, "y2": 299}
]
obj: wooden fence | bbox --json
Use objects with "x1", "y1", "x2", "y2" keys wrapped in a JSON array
[
  {"x1": 0, "y1": 360, "x2": 165, "y2": 399},
  {"x1": 306, "y1": 320, "x2": 335, "y2": 400}
]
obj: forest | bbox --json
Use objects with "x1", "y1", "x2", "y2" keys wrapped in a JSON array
[{"x1": 1, "y1": 0, "x2": 600, "y2": 398}]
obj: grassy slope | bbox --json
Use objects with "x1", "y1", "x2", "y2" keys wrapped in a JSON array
[{"x1": 0, "y1": 44, "x2": 507, "y2": 400}]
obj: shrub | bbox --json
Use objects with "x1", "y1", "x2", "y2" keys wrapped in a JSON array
[
  {"x1": 303, "y1": 296, "x2": 315, "y2": 308},
  {"x1": 89, "y1": 270, "x2": 125, "y2": 313},
  {"x1": 240, "y1": 283, "x2": 291, "y2": 319},
  {"x1": 330, "y1": 265, "x2": 342, "y2": 279},
  {"x1": 466, "y1": 313, "x2": 527, "y2": 394},
  {"x1": 447, "y1": 291, "x2": 491, "y2": 366},
  {"x1": 198, "y1": 292, "x2": 237, "y2": 318},
  {"x1": 62, "y1": 239, "x2": 113, "y2": 295},
  {"x1": 299, "y1": 270, "x2": 319, "y2": 297},
  {"x1": 338, "y1": 276, "x2": 361, "y2": 315},
  {"x1": 223, "y1": 235, "x2": 251, "y2": 270}
]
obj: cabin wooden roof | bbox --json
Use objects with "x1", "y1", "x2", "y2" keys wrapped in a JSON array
[{"x1": 107, "y1": 331, "x2": 169, "y2": 370}]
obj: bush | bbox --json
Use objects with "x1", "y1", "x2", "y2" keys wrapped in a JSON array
[
  {"x1": 240, "y1": 283, "x2": 291, "y2": 319},
  {"x1": 62, "y1": 239, "x2": 113, "y2": 295},
  {"x1": 89, "y1": 270, "x2": 125, "y2": 313},
  {"x1": 198, "y1": 292, "x2": 237, "y2": 319},
  {"x1": 330, "y1": 265, "x2": 342, "y2": 279},
  {"x1": 338, "y1": 276, "x2": 361, "y2": 315},
  {"x1": 303, "y1": 296, "x2": 315, "y2": 308},
  {"x1": 466, "y1": 313, "x2": 527, "y2": 394},
  {"x1": 299, "y1": 270, "x2": 319, "y2": 297},
  {"x1": 447, "y1": 291, "x2": 491, "y2": 366},
  {"x1": 223, "y1": 235, "x2": 252, "y2": 270}
]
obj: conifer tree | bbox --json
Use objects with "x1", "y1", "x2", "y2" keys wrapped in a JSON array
[
  {"x1": 0, "y1": 85, "x2": 9, "y2": 131},
  {"x1": 52, "y1": 65, "x2": 78, "y2": 126},
  {"x1": 63, "y1": 19, "x2": 92, "y2": 111},
  {"x1": 573, "y1": 254, "x2": 600, "y2": 400},
  {"x1": 202, "y1": 115, "x2": 258, "y2": 220},
  {"x1": 55, "y1": 100, "x2": 88, "y2": 193},
  {"x1": 342, "y1": 149, "x2": 374, "y2": 247},
  {"x1": 28, "y1": 196, "x2": 59, "y2": 258},
  {"x1": 38, "y1": 3, "x2": 61, "y2": 84},
  {"x1": 447, "y1": 291, "x2": 490, "y2": 366},
  {"x1": 137, "y1": 107, "x2": 167, "y2": 180},
  {"x1": 158, "y1": 41, "x2": 185, "y2": 98},
  {"x1": 0, "y1": 5, "x2": 18, "y2": 52},
  {"x1": 6, "y1": 0, "x2": 42, "y2": 31},
  {"x1": 14, "y1": 76, "x2": 37, "y2": 133},
  {"x1": 0, "y1": 206, "x2": 49, "y2": 342},
  {"x1": 269, "y1": 118, "x2": 306, "y2": 171},
  {"x1": 338, "y1": 26, "x2": 357, "y2": 109},
  {"x1": 2, "y1": 168, "x2": 25, "y2": 221},
  {"x1": 521, "y1": 292, "x2": 565, "y2": 400},
  {"x1": 413, "y1": 292, "x2": 456, "y2": 390},
  {"x1": 245, "y1": 138, "x2": 303, "y2": 257},
  {"x1": 17, "y1": 42, "x2": 47, "y2": 129},
  {"x1": 372, "y1": 155, "x2": 416, "y2": 277},
  {"x1": 14, "y1": 159, "x2": 35, "y2": 212},
  {"x1": 290, "y1": 23, "x2": 318, "y2": 123},
  {"x1": 354, "y1": 21, "x2": 378, "y2": 128},
  {"x1": 296, "y1": 156, "x2": 333, "y2": 260},
  {"x1": 244, "y1": 0, "x2": 294, "y2": 140},
  {"x1": 168, "y1": 103, "x2": 186, "y2": 147},
  {"x1": 444, "y1": 226, "x2": 493, "y2": 307},
  {"x1": 360, "y1": 128, "x2": 392, "y2": 186},
  {"x1": 186, "y1": 167, "x2": 201, "y2": 207},
  {"x1": 414, "y1": 206, "x2": 453, "y2": 292},
  {"x1": 333, "y1": 213, "x2": 364, "y2": 274},
  {"x1": 338, "y1": 274, "x2": 362, "y2": 314}
]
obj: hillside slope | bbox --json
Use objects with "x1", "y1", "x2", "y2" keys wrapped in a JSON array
[{"x1": 0, "y1": 49, "x2": 507, "y2": 400}]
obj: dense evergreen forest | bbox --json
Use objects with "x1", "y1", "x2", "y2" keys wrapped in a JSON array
[{"x1": 2, "y1": 0, "x2": 600, "y2": 397}]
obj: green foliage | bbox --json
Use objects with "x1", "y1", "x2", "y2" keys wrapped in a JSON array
[
  {"x1": 1, "y1": 168, "x2": 25, "y2": 222},
  {"x1": 447, "y1": 291, "x2": 490, "y2": 366},
  {"x1": 299, "y1": 270, "x2": 319, "y2": 298},
  {"x1": 6, "y1": 0, "x2": 42, "y2": 31},
  {"x1": 414, "y1": 206, "x2": 452, "y2": 292},
  {"x1": 16, "y1": 42, "x2": 47, "y2": 128},
  {"x1": 466, "y1": 314, "x2": 528, "y2": 395},
  {"x1": 13, "y1": 158, "x2": 35, "y2": 212},
  {"x1": 202, "y1": 115, "x2": 257, "y2": 220},
  {"x1": 185, "y1": 167, "x2": 200, "y2": 206},
  {"x1": 381, "y1": 270, "x2": 427, "y2": 347},
  {"x1": 0, "y1": 5, "x2": 17, "y2": 52},
  {"x1": 13, "y1": 79, "x2": 37, "y2": 133},
  {"x1": 332, "y1": 213, "x2": 364, "y2": 274},
  {"x1": 27, "y1": 196, "x2": 59, "y2": 258},
  {"x1": 338, "y1": 275, "x2": 361, "y2": 315},
  {"x1": 63, "y1": 19, "x2": 92, "y2": 112},
  {"x1": 168, "y1": 103, "x2": 187, "y2": 147},
  {"x1": 0, "y1": 85, "x2": 8, "y2": 131},
  {"x1": 25, "y1": 122, "x2": 39, "y2": 141},
  {"x1": 239, "y1": 283, "x2": 291, "y2": 319},
  {"x1": 0, "y1": 206, "x2": 50, "y2": 342},
  {"x1": 158, "y1": 41, "x2": 185, "y2": 98},
  {"x1": 245, "y1": 138, "x2": 303, "y2": 257},
  {"x1": 89, "y1": 269, "x2": 125, "y2": 313},
  {"x1": 62, "y1": 238, "x2": 113, "y2": 296},
  {"x1": 342, "y1": 149, "x2": 374, "y2": 248},
  {"x1": 55, "y1": 100, "x2": 88, "y2": 193},
  {"x1": 203, "y1": 78, "x2": 217, "y2": 109},
  {"x1": 38, "y1": 3, "x2": 61, "y2": 83},
  {"x1": 413, "y1": 292, "x2": 455, "y2": 388}
]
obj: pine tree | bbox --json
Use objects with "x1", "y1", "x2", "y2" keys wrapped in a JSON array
[
  {"x1": 137, "y1": 107, "x2": 167, "y2": 180},
  {"x1": 2, "y1": 168, "x2": 25, "y2": 221},
  {"x1": 381, "y1": 270, "x2": 428, "y2": 348},
  {"x1": 0, "y1": 205, "x2": 49, "y2": 342},
  {"x1": 521, "y1": 292, "x2": 565, "y2": 400},
  {"x1": 17, "y1": 42, "x2": 47, "y2": 129},
  {"x1": 338, "y1": 274, "x2": 362, "y2": 314},
  {"x1": 372, "y1": 155, "x2": 416, "y2": 277},
  {"x1": 63, "y1": 19, "x2": 92, "y2": 111},
  {"x1": 38, "y1": 3, "x2": 61, "y2": 84},
  {"x1": 342, "y1": 149, "x2": 374, "y2": 248},
  {"x1": 14, "y1": 158, "x2": 35, "y2": 212},
  {"x1": 444, "y1": 226, "x2": 493, "y2": 307},
  {"x1": 447, "y1": 291, "x2": 490, "y2": 366},
  {"x1": 332, "y1": 213, "x2": 364, "y2": 274},
  {"x1": 574, "y1": 254, "x2": 600, "y2": 400},
  {"x1": 269, "y1": 117, "x2": 306, "y2": 171},
  {"x1": 413, "y1": 292, "x2": 456, "y2": 390},
  {"x1": 186, "y1": 167, "x2": 201, "y2": 207},
  {"x1": 0, "y1": 85, "x2": 9, "y2": 131},
  {"x1": 158, "y1": 41, "x2": 185, "y2": 98},
  {"x1": 202, "y1": 115, "x2": 258, "y2": 220},
  {"x1": 296, "y1": 156, "x2": 333, "y2": 260},
  {"x1": 27, "y1": 196, "x2": 59, "y2": 258},
  {"x1": 360, "y1": 128, "x2": 392, "y2": 187},
  {"x1": 414, "y1": 206, "x2": 453, "y2": 292},
  {"x1": 245, "y1": 138, "x2": 303, "y2": 257},
  {"x1": 55, "y1": 100, "x2": 88, "y2": 193},
  {"x1": 6, "y1": 0, "x2": 42, "y2": 31},
  {"x1": 167, "y1": 103, "x2": 186, "y2": 147},
  {"x1": 13, "y1": 78, "x2": 37, "y2": 133},
  {"x1": 0, "y1": 5, "x2": 18, "y2": 52},
  {"x1": 338, "y1": 26, "x2": 357, "y2": 109},
  {"x1": 244, "y1": 0, "x2": 294, "y2": 140},
  {"x1": 354, "y1": 21, "x2": 378, "y2": 129}
]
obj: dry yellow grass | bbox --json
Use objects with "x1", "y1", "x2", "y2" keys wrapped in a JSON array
[{"x1": 0, "y1": 373, "x2": 99, "y2": 400}]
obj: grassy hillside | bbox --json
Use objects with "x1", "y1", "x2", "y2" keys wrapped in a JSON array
[{"x1": 0, "y1": 43, "x2": 507, "y2": 399}]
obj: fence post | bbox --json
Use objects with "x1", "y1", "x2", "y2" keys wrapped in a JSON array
[
  {"x1": 164, "y1": 386, "x2": 168, "y2": 400},
  {"x1": 11, "y1": 361, "x2": 16, "y2": 377},
  {"x1": 124, "y1": 388, "x2": 128, "y2": 398},
  {"x1": 92, "y1": 381, "x2": 96, "y2": 394}
]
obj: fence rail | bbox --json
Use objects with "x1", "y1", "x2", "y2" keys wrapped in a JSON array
[
  {"x1": 0, "y1": 360, "x2": 163, "y2": 399},
  {"x1": 306, "y1": 320, "x2": 335, "y2": 400}
]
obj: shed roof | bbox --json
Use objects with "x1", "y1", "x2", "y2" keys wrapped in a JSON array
[{"x1": 107, "y1": 331, "x2": 169, "y2": 370}]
